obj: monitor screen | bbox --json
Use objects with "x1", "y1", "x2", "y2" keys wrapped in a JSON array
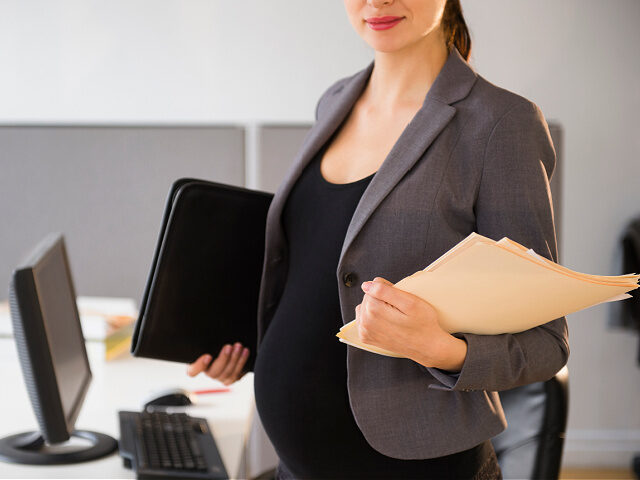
[
  {"x1": 9, "y1": 234, "x2": 91, "y2": 443},
  {"x1": 33, "y1": 237, "x2": 90, "y2": 425}
]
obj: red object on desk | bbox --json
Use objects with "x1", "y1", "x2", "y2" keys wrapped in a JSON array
[{"x1": 193, "y1": 388, "x2": 231, "y2": 395}]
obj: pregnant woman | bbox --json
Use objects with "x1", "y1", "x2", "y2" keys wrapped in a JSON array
[{"x1": 187, "y1": 1, "x2": 569, "y2": 478}]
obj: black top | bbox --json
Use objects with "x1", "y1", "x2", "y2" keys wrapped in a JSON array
[{"x1": 253, "y1": 142, "x2": 493, "y2": 479}]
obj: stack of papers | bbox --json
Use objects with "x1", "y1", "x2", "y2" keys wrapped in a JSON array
[
  {"x1": 336, "y1": 232, "x2": 640, "y2": 358},
  {"x1": 0, "y1": 297, "x2": 137, "y2": 361},
  {"x1": 76, "y1": 297, "x2": 137, "y2": 340},
  {"x1": 76, "y1": 297, "x2": 137, "y2": 361}
]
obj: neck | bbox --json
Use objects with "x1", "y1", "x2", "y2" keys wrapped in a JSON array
[{"x1": 365, "y1": 30, "x2": 450, "y2": 108}]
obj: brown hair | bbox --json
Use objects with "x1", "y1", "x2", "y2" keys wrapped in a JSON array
[{"x1": 441, "y1": 0, "x2": 471, "y2": 61}]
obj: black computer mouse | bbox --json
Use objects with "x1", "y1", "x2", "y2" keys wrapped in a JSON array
[{"x1": 142, "y1": 388, "x2": 196, "y2": 409}]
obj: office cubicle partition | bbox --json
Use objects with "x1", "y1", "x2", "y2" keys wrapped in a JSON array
[
  {"x1": 254, "y1": 124, "x2": 312, "y2": 193},
  {"x1": 547, "y1": 123, "x2": 563, "y2": 259},
  {"x1": 0, "y1": 125, "x2": 245, "y2": 302}
]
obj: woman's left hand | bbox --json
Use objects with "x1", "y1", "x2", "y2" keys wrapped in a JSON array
[{"x1": 356, "y1": 277, "x2": 468, "y2": 372}]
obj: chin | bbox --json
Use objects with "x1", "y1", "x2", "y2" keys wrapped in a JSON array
[
  {"x1": 364, "y1": 37, "x2": 410, "y2": 54},
  {"x1": 357, "y1": 26, "x2": 414, "y2": 53}
]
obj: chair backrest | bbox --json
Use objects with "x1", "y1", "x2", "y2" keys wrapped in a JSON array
[{"x1": 491, "y1": 366, "x2": 569, "y2": 480}]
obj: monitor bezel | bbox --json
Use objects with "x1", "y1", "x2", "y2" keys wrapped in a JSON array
[{"x1": 9, "y1": 233, "x2": 92, "y2": 444}]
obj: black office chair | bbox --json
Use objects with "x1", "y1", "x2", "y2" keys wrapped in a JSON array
[{"x1": 491, "y1": 366, "x2": 569, "y2": 480}]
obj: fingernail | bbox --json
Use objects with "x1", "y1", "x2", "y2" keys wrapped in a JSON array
[
  {"x1": 362, "y1": 281, "x2": 371, "y2": 292},
  {"x1": 204, "y1": 354, "x2": 212, "y2": 363},
  {"x1": 242, "y1": 348, "x2": 249, "y2": 356},
  {"x1": 224, "y1": 345, "x2": 232, "y2": 354}
]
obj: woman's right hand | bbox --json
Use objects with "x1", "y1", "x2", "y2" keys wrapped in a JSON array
[{"x1": 186, "y1": 342, "x2": 249, "y2": 385}]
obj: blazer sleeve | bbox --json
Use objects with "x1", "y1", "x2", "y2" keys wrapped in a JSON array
[{"x1": 426, "y1": 100, "x2": 570, "y2": 392}]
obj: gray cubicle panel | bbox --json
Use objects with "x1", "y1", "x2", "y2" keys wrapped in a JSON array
[
  {"x1": 255, "y1": 124, "x2": 313, "y2": 193},
  {"x1": 547, "y1": 122, "x2": 563, "y2": 260},
  {"x1": 0, "y1": 125, "x2": 245, "y2": 302}
]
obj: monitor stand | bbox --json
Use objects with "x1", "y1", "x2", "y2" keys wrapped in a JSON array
[{"x1": 0, "y1": 429, "x2": 117, "y2": 465}]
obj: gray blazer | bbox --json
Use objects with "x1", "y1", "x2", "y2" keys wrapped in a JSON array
[{"x1": 255, "y1": 47, "x2": 569, "y2": 459}]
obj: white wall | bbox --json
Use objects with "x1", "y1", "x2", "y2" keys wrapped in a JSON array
[
  {"x1": 0, "y1": 0, "x2": 370, "y2": 123},
  {"x1": 1, "y1": 0, "x2": 639, "y2": 469}
]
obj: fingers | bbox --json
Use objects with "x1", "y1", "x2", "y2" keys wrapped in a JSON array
[
  {"x1": 229, "y1": 346, "x2": 250, "y2": 383},
  {"x1": 187, "y1": 343, "x2": 249, "y2": 386},
  {"x1": 204, "y1": 344, "x2": 233, "y2": 379},
  {"x1": 186, "y1": 353, "x2": 213, "y2": 377},
  {"x1": 361, "y1": 276, "x2": 415, "y2": 314},
  {"x1": 214, "y1": 342, "x2": 249, "y2": 385}
]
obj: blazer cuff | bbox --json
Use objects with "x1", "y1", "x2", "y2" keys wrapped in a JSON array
[
  {"x1": 426, "y1": 367, "x2": 461, "y2": 391},
  {"x1": 423, "y1": 332, "x2": 473, "y2": 392}
]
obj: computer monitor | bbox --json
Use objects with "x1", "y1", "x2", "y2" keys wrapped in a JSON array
[{"x1": 0, "y1": 233, "x2": 117, "y2": 465}]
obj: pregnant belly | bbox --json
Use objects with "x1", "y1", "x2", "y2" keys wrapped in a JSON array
[{"x1": 253, "y1": 293, "x2": 357, "y2": 473}]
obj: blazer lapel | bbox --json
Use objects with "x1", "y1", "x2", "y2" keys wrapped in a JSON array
[
  {"x1": 338, "y1": 97, "x2": 456, "y2": 265},
  {"x1": 338, "y1": 48, "x2": 477, "y2": 265},
  {"x1": 266, "y1": 48, "x2": 477, "y2": 265}
]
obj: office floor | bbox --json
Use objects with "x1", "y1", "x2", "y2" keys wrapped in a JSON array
[{"x1": 559, "y1": 468, "x2": 635, "y2": 479}]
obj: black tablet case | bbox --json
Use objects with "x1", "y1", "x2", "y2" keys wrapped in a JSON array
[{"x1": 131, "y1": 178, "x2": 273, "y2": 371}]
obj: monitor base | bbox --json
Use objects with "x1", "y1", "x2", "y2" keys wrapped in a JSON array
[{"x1": 0, "y1": 430, "x2": 117, "y2": 465}]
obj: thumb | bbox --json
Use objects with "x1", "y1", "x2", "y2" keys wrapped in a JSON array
[
  {"x1": 372, "y1": 276, "x2": 394, "y2": 286},
  {"x1": 187, "y1": 353, "x2": 212, "y2": 377}
]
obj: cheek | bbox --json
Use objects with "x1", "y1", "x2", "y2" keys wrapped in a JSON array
[
  {"x1": 412, "y1": 0, "x2": 447, "y2": 36},
  {"x1": 343, "y1": 0, "x2": 362, "y2": 30}
]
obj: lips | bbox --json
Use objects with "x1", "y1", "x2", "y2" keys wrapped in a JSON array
[
  {"x1": 365, "y1": 16, "x2": 404, "y2": 31},
  {"x1": 365, "y1": 16, "x2": 404, "y2": 24}
]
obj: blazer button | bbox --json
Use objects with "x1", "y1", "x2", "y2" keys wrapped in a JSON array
[{"x1": 343, "y1": 272, "x2": 356, "y2": 287}]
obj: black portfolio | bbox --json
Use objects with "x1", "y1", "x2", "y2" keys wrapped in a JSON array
[{"x1": 130, "y1": 178, "x2": 273, "y2": 371}]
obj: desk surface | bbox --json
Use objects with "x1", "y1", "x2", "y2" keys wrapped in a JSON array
[{"x1": 0, "y1": 337, "x2": 268, "y2": 479}]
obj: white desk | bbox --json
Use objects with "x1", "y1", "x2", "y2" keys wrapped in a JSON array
[{"x1": 0, "y1": 338, "x2": 278, "y2": 479}]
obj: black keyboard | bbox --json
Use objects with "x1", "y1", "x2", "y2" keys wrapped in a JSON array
[{"x1": 118, "y1": 410, "x2": 228, "y2": 479}]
